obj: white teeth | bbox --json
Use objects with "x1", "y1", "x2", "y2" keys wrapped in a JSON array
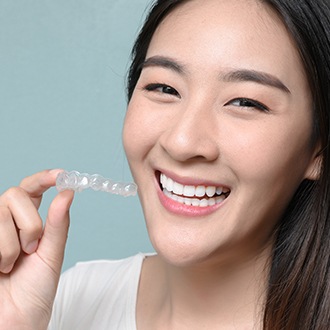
[
  {"x1": 167, "y1": 177, "x2": 174, "y2": 191},
  {"x1": 199, "y1": 199, "x2": 209, "y2": 207},
  {"x1": 206, "y1": 186, "x2": 216, "y2": 197},
  {"x1": 208, "y1": 198, "x2": 216, "y2": 206},
  {"x1": 195, "y1": 186, "x2": 206, "y2": 197},
  {"x1": 160, "y1": 173, "x2": 229, "y2": 207},
  {"x1": 184, "y1": 198, "x2": 192, "y2": 206},
  {"x1": 192, "y1": 199, "x2": 200, "y2": 207},
  {"x1": 177, "y1": 195, "x2": 184, "y2": 204},
  {"x1": 173, "y1": 181, "x2": 184, "y2": 195},
  {"x1": 216, "y1": 187, "x2": 223, "y2": 195},
  {"x1": 183, "y1": 185, "x2": 195, "y2": 197},
  {"x1": 164, "y1": 189, "x2": 222, "y2": 207}
]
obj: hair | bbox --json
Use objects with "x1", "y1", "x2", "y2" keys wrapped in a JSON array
[{"x1": 126, "y1": 0, "x2": 330, "y2": 328}]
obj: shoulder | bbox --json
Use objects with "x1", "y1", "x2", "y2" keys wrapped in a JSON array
[
  {"x1": 57, "y1": 253, "x2": 150, "y2": 302},
  {"x1": 63, "y1": 253, "x2": 146, "y2": 283},
  {"x1": 49, "y1": 253, "x2": 154, "y2": 330}
]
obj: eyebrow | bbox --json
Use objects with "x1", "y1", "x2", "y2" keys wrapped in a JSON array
[
  {"x1": 221, "y1": 69, "x2": 291, "y2": 94},
  {"x1": 141, "y1": 56, "x2": 186, "y2": 74},
  {"x1": 142, "y1": 56, "x2": 290, "y2": 94}
]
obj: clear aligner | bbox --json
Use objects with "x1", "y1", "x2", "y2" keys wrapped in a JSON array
[{"x1": 56, "y1": 170, "x2": 137, "y2": 197}]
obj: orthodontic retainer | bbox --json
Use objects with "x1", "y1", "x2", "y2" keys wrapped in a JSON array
[{"x1": 56, "y1": 170, "x2": 137, "y2": 197}]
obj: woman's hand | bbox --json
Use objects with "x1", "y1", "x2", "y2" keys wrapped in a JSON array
[{"x1": 0, "y1": 170, "x2": 74, "y2": 330}]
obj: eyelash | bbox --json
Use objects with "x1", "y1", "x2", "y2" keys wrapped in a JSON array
[
  {"x1": 226, "y1": 98, "x2": 269, "y2": 112},
  {"x1": 144, "y1": 83, "x2": 269, "y2": 111},
  {"x1": 144, "y1": 83, "x2": 180, "y2": 98}
]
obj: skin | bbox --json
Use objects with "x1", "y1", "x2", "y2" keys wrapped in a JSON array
[
  {"x1": 124, "y1": 0, "x2": 320, "y2": 328},
  {"x1": 0, "y1": 0, "x2": 320, "y2": 329},
  {"x1": 0, "y1": 170, "x2": 74, "y2": 329}
]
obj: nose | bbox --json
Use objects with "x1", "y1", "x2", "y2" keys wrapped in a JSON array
[{"x1": 159, "y1": 100, "x2": 220, "y2": 163}]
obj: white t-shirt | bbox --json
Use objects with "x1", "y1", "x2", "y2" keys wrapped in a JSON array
[{"x1": 48, "y1": 253, "x2": 148, "y2": 330}]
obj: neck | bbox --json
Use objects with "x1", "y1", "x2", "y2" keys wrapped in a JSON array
[{"x1": 137, "y1": 247, "x2": 271, "y2": 330}]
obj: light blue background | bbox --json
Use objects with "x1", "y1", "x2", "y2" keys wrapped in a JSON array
[{"x1": 0, "y1": 0, "x2": 154, "y2": 271}]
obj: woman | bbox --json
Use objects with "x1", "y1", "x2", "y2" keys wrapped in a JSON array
[{"x1": 1, "y1": 0, "x2": 329, "y2": 329}]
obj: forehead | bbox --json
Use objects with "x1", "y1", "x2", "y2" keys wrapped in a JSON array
[
  {"x1": 146, "y1": 0, "x2": 308, "y2": 93},
  {"x1": 151, "y1": 0, "x2": 286, "y2": 47}
]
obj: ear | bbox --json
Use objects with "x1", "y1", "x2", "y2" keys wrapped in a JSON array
[{"x1": 304, "y1": 146, "x2": 322, "y2": 181}]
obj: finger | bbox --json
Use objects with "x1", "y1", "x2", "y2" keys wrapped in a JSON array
[
  {"x1": 37, "y1": 190, "x2": 74, "y2": 274},
  {"x1": 0, "y1": 206, "x2": 21, "y2": 273},
  {"x1": 1, "y1": 187, "x2": 43, "y2": 255},
  {"x1": 19, "y1": 169, "x2": 64, "y2": 209}
]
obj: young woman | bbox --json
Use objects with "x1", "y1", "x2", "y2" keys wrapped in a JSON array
[{"x1": 1, "y1": 0, "x2": 329, "y2": 329}]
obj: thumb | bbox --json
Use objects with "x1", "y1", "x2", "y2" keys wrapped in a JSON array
[{"x1": 37, "y1": 190, "x2": 74, "y2": 274}]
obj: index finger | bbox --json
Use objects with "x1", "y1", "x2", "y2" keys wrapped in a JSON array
[{"x1": 19, "y1": 169, "x2": 64, "y2": 209}]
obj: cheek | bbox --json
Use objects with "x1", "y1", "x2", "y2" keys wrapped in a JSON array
[
  {"x1": 123, "y1": 99, "x2": 161, "y2": 163},
  {"x1": 224, "y1": 121, "x2": 313, "y2": 189}
]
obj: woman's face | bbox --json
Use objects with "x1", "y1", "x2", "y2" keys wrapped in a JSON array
[{"x1": 123, "y1": 0, "x2": 318, "y2": 266}]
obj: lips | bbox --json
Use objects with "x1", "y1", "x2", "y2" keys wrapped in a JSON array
[{"x1": 159, "y1": 173, "x2": 230, "y2": 208}]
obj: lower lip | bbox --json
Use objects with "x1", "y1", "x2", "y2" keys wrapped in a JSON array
[{"x1": 157, "y1": 185, "x2": 226, "y2": 217}]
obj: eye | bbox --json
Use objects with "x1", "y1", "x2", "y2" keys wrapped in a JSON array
[
  {"x1": 144, "y1": 83, "x2": 181, "y2": 98},
  {"x1": 226, "y1": 98, "x2": 269, "y2": 112}
]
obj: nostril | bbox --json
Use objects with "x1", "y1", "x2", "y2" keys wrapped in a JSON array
[{"x1": 159, "y1": 118, "x2": 220, "y2": 163}]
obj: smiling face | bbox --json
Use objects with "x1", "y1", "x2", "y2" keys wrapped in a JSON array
[{"x1": 123, "y1": 0, "x2": 318, "y2": 266}]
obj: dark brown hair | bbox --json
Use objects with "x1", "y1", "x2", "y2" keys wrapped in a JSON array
[{"x1": 127, "y1": 1, "x2": 330, "y2": 328}]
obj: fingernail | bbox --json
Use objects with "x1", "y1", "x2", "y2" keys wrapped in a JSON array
[
  {"x1": 50, "y1": 169, "x2": 63, "y2": 175},
  {"x1": 25, "y1": 239, "x2": 39, "y2": 254}
]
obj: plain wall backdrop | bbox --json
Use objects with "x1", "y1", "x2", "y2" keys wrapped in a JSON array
[{"x1": 0, "y1": 0, "x2": 154, "y2": 271}]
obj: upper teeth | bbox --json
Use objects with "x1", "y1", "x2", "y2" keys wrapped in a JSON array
[{"x1": 160, "y1": 173, "x2": 228, "y2": 198}]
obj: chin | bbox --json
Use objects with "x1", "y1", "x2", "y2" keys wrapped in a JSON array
[{"x1": 150, "y1": 233, "x2": 218, "y2": 268}]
